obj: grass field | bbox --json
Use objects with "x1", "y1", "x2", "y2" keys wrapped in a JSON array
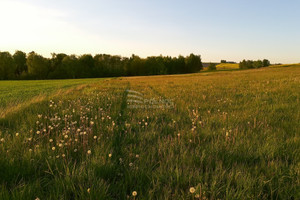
[{"x1": 0, "y1": 66, "x2": 299, "y2": 199}]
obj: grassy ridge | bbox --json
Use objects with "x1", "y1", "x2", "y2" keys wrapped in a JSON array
[{"x1": 0, "y1": 66, "x2": 299, "y2": 199}]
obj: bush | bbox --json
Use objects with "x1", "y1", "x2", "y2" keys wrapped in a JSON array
[{"x1": 208, "y1": 63, "x2": 217, "y2": 71}]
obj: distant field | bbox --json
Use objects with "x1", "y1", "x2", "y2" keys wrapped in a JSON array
[
  {"x1": 0, "y1": 66, "x2": 299, "y2": 199},
  {"x1": 216, "y1": 63, "x2": 239, "y2": 70}
]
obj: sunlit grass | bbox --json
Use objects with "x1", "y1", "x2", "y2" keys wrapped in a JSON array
[{"x1": 0, "y1": 66, "x2": 299, "y2": 199}]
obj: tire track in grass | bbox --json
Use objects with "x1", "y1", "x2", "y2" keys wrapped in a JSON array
[
  {"x1": 95, "y1": 82, "x2": 136, "y2": 199},
  {"x1": 103, "y1": 82, "x2": 154, "y2": 199}
]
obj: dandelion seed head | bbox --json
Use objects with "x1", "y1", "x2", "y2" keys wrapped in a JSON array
[
  {"x1": 189, "y1": 187, "x2": 195, "y2": 194},
  {"x1": 132, "y1": 191, "x2": 137, "y2": 196}
]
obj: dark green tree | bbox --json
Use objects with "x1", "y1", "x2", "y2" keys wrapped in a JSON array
[
  {"x1": 185, "y1": 54, "x2": 203, "y2": 73},
  {"x1": 0, "y1": 52, "x2": 16, "y2": 80},
  {"x1": 26, "y1": 52, "x2": 50, "y2": 79},
  {"x1": 263, "y1": 59, "x2": 270, "y2": 67},
  {"x1": 13, "y1": 50, "x2": 27, "y2": 77}
]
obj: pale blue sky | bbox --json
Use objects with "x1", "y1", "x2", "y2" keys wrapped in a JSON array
[{"x1": 0, "y1": 0, "x2": 299, "y2": 63}]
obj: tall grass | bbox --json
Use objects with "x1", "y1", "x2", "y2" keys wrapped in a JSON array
[{"x1": 0, "y1": 66, "x2": 299, "y2": 199}]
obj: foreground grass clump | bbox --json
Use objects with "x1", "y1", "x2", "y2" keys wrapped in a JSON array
[{"x1": 0, "y1": 66, "x2": 299, "y2": 199}]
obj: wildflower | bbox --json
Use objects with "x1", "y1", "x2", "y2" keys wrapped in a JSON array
[
  {"x1": 49, "y1": 139, "x2": 53, "y2": 143},
  {"x1": 35, "y1": 197, "x2": 40, "y2": 200},
  {"x1": 29, "y1": 149, "x2": 33, "y2": 152},
  {"x1": 62, "y1": 154, "x2": 66, "y2": 157},
  {"x1": 52, "y1": 147, "x2": 56, "y2": 151},
  {"x1": 64, "y1": 135, "x2": 68, "y2": 139},
  {"x1": 135, "y1": 154, "x2": 139, "y2": 158},
  {"x1": 129, "y1": 162, "x2": 133, "y2": 167},
  {"x1": 16, "y1": 133, "x2": 19, "y2": 137},
  {"x1": 189, "y1": 187, "x2": 196, "y2": 194},
  {"x1": 87, "y1": 150, "x2": 91, "y2": 155},
  {"x1": 59, "y1": 143, "x2": 63, "y2": 147},
  {"x1": 1, "y1": 138, "x2": 4, "y2": 142},
  {"x1": 145, "y1": 122, "x2": 148, "y2": 126},
  {"x1": 74, "y1": 149, "x2": 78, "y2": 152},
  {"x1": 87, "y1": 188, "x2": 90, "y2": 193},
  {"x1": 132, "y1": 191, "x2": 137, "y2": 196},
  {"x1": 109, "y1": 153, "x2": 112, "y2": 158},
  {"x1": 90, "y1": 121, "x2": 94, "y2": 125},
  {"x1": 93, "y1": 136, "x2": 97, "y2": 139},
  {"x1": 36, "y1": 131, "x2": 40, "y2": 135}
]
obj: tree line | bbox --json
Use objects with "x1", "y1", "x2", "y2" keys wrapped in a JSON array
[
  {"x1": 0, "y1": 51, "x2": 203, "y2": 80},
  {"x1": 239, "y1": 59, "x2": 270, "y2": 69}
]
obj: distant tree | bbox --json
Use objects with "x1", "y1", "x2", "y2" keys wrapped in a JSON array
[
  {"x1": 48, "y1": 53, "x2": 68, "y2": 79},
  {"x1": 78, "y1": 54, "x2": 94, "y2": 78},
  {"x1": 61, "y1": 55, "x2": 79, "y2": 79},
  {"x1": 240, "y1": 59, "x2": 269, "y2": 69},
  {"x1": 185, "y1": 54, "x2": 203, "y2": 73},
  {"x1": 13, "y1": 50, "x2": 27, "y2": 77},
  {"x1": 0, "y1": 51, "x2": 16, "y2": 80},
  {"x1": 27, "y1": 52, "x2": 50, "y2": 79},
  {"x1": 263, "y1": 59, "x2": 270, "y2": 67},
  {"x1": 253, "y1": 60, "x2": 263, "y2": 68},
  {"x1": 125, "y1": 54, "x2": 145, "y2": 76},
  {"x1": 221, "y1": 60, "x2": 227, "y2": 63},
  {"x1": 208, "y1": 63, "x2": 217, "y2": 71},
  {"x1": 239, "y1": 60, "x2": 253, "y2": 69}
]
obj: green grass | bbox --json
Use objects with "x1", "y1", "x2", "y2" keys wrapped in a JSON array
[{"x1": 0, "y1": 66, "x2": 299, "y2": 199}]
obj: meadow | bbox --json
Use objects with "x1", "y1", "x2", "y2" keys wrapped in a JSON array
[{"x1": 0, "y1": 66, "x2": 299, "y2": 199}]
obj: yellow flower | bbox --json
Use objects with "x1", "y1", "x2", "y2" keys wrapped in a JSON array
[
  {"x1": 49, "y1": 139, "x2": 53, "y2": 143},
  {"x1": 87, "y1": 188, "x2": 90, "y2": 193},
  {"x1": 52, "y1": 147, "x2": 56, "y2": 151},
  {"x1": 93, "y1": 136, "x2": 97, "y2": 139},
  {"x1": 87, "y1": 150, "x2": 92, "y2": 155},
  {"x1": 109, "y1": 153, "x2": 112, "y2": 158},
  {"x1": 132, "y1": 191, "x2": 137, "y2": 196},
  {"x1": 189, "y1": 187, "x2": 195, "y2": 194},
  {"x1": 16, "y1": 133, "x2": 19, "y2": 137}
]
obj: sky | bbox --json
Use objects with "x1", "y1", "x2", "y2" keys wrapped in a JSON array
[{"x1": 0, "y1": 0, "x2": 299, "y2": 63}]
